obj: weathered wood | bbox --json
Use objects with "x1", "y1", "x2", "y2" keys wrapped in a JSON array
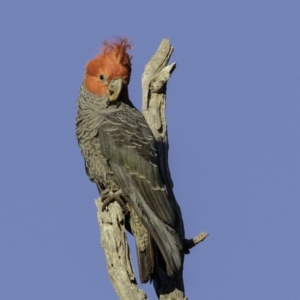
[
  {"x1": 95, "y1": 38, "x2": 208, "y2": 300},
  {"x1": 95, "y1": 199, "x2": 147, "y2": 300},
  {"x1": 142, "y1": 38, "x2": 186, "y2": 300}
]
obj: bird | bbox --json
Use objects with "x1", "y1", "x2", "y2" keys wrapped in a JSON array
[{"x1": 76, "y1": 38, "x2": 184, "y2": 283}]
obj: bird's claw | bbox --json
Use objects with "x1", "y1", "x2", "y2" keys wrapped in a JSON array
[{"x1": 101, "y1": 188, "x2": 128, "y2": 213}]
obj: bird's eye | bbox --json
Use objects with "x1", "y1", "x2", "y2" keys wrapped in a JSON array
[{"x1": 99, "y1": 74, "x2": 106, "y2": 82}]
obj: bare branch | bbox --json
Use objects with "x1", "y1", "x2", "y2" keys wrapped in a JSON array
[
  {"x1": 142, "y1": 38, "x2": 208, "y2": 299},
  {"x1": 184, "y1": 232, "x2": 209, "y2": 252},
  {"x1": 95, "y1": 199, "x2": 147, "y2": 300},
  {"x1": 142, "y1": 38, "x2": 186, "y2": 300},
  {"x1": 94, "y1": 38, "x2": 208, "y2": 300}
]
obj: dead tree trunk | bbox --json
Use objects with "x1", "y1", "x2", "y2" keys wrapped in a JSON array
[{"x1": 95, "y1": 38, "x2": 208, "y2": 300}]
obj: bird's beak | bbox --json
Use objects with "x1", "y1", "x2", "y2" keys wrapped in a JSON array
[{"x1": 108, "y1": 78, "x2": 123, "y2": 102}]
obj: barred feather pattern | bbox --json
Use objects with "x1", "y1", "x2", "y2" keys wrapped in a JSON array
[{"x1": 76, "y1": 83, "x2": 183, "y2": 282}]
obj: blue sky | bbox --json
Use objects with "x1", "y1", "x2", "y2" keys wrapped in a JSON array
[{"x1": 1, "y1": 1, "x2": 299, "y2": 299}]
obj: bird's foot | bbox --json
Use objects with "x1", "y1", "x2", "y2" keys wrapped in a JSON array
[{"x1": 101, "y1": 188, "x2": 128, "y2": 213}]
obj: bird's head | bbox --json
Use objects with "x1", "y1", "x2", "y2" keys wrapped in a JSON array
[{"x1": 84, "y1": 38, "x2": 132, "y2": 103}]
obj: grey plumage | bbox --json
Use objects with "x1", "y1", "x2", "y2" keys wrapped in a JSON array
[{"x1": 76, "y1": 83, "x2": 183, "y2": 282}]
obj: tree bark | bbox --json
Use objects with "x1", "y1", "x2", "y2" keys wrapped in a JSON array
[
  {"x1": 95, "y1": 199, "x2": 147, "y2": 300},
  {"x1": 95, "y1": 38, "x2": 208, "y2": 300},
  {"x1": 142, "y1": 38, "x2": 186, "y2": 300}
]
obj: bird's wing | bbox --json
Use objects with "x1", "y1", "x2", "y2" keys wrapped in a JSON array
[
  {"x1": 98, "y1": 106, "x2": 176, "y2": 226},
  {"x1": 98, "y1": 105, "x2": 182, "y2": 274}
]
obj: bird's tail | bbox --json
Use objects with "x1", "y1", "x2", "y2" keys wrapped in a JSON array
[
  {"x1": 110, "y1": 164, "x2": 183, "y2": 277},
  {"x1": 129, "y1": 193, "x2": 183, "y2": 277}
]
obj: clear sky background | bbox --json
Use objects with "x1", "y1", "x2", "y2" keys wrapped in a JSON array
[{"x1": 1, "y1": 1, "x2": 299, "y2": 299}]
